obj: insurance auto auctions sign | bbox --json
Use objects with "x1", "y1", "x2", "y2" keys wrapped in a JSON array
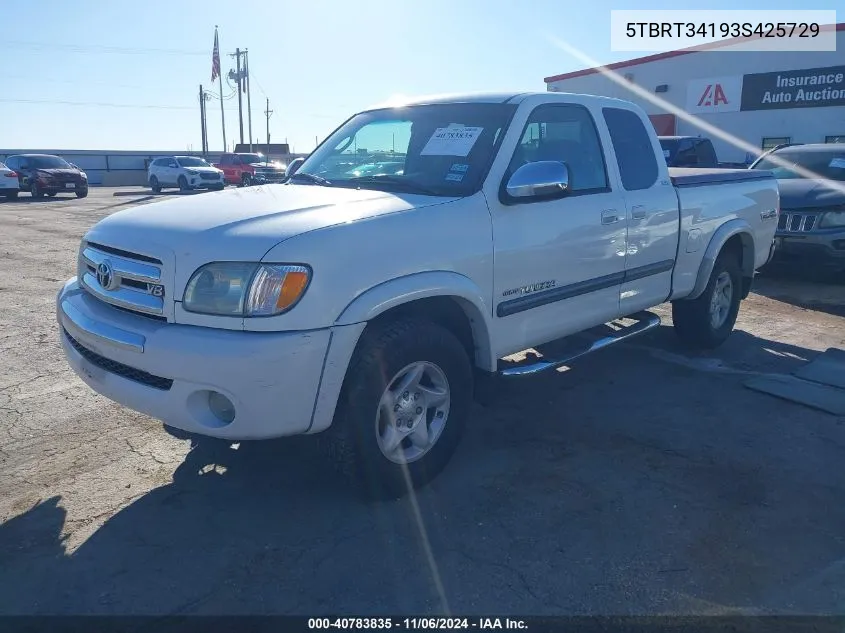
[
  {"x1": 685, "y1": 76, "x2": 743, "y2": 114},
  {"x1": 740, "y1": 65, "x2": 845, "y2": 111}
]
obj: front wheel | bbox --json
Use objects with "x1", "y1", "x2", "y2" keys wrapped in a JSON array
[
  {"x1": 241, "y1": 173, "x2": 253, "y2": 187},
  {"x1": 324, "y1": 318, "x2": 473, "y2": 500},
  {"x1": 75, "y1": 189, "x2": 88, "y2": 199},
  {"x1": 178, "y1": 175, "x2": 191, "y2": 192},
  {"x1": 672, "y1": 251, "x2": 742, "y2": 350}
]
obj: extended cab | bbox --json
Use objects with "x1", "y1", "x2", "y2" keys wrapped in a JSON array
[
  {"x1": 57, "y1": 92, "x2": 779, "y2": 499},
  {"x1": 214, "y1": 152, "x2": 286, "y2": 187}
]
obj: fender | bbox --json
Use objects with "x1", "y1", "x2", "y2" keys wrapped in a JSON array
[
  {"x1": 334, "y1": 270, "x2": 495, "y2": 370},
  {"x1": 688, "y1": 219, "x2": 756, "y2": 300}
]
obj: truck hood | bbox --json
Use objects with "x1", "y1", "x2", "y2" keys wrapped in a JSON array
[
  {"x1": 84, "y1": 183, "x2": 457, "y2": 290},
  {"x1": 778, "y1": 178, "x2": 845, "y2": 210}
]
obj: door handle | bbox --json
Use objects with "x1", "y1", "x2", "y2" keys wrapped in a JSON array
[
  {"x1": 631, "y1": 205, "x2": 647, "y2": 220},
  {"x1": 601, "y1": 209, "x2": 622, "y2": 225}
]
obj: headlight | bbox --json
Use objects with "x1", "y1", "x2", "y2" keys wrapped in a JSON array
[
  {"x1": 80, "y1": 171, "x2": 88, "y2": 179},
  {"x1": 819, "y1": 211, "x2": 845, "y2": 228},
  {"x1": 183, "y1": 262, "x2": 311, "y2": 316}
]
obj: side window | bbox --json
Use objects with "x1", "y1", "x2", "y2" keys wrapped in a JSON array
[
  {"x1": 5, "y1": 157, "x2": 18, "y2": 170},
  {"x1": 508, "y1": 104, "x2": 608, "y2": 194},
  {"x1": 695, "y1": 140, "x2": 717, "y2": 166},
  {"x1": 603, "y1": 107, "x2": 659, "y2": 190},
  {"x1": 232, "y1": 155, "x2": 243, "y2": 165},
  {"x1": 219, "y1": 155, "x2": 233, "y2": 166},
  {"x1": 168, "y1": 159, "x2": 178, "y2": 167}
]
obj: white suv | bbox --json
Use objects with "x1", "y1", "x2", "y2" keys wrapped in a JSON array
[{"x1": 148, "y1": 156, "x2": 225, "y2": 193}]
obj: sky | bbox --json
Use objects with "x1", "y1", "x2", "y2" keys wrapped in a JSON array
[{"x1": 0, "y1": 0, "x2": 840, "y2": 153}]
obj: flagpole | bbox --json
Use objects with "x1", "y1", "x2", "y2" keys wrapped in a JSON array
[{"x1": 214, "y1": 26, "x2": 227, "y2": 152}]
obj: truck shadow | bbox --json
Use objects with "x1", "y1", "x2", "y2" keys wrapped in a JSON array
[{"x1": 1, "y1": 326, "x2": 844, "y2": 616}]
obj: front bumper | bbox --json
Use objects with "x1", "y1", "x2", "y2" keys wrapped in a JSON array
[
  {"x1": 189, "y1": 173, "x2": 225, "y2": 188},
  {"x1": 772, "y1": 230, "x2": 845, "y2": 266},
  {"x1": 41, "y1": 181, "x2": 87, "y2": 193},
  {"x1": 57, "y1": 278, "x2": 335, "y2": 440}
]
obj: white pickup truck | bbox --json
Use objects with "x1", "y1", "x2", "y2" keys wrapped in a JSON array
[{"x1": 57, "y1": 92, "x2": 779, "y2": 498}]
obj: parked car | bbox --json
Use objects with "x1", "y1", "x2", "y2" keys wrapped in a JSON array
[
  {"x1": 751, "y1": 143, "x2": 845, "y2": 269},
  {"x1": 0, "y1": 162, "x2": 20, "y2": 200},
  {"x1": 4, "y1": 154, "x2": 88, "y2": 198},
  {"x1": 659, "y1": 136, "x2": 719, "y2": 168},
  {"x1": 56, "y1": 91, "x2": 778, "y2": 499},
  {"x1": 213, "y1": 152, "x2": 286, "y2": 187},
  {"x1": 147, "y1": 156, "x2": 224, "y2": 193}
]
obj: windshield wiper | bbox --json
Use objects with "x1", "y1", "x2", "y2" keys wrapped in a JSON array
[
  {"x1": 345, "y1": 175, "x2": 441, "y2": 196},
  {"x1": 289, "y1": 172, "x2": 332, "y2": 186}
]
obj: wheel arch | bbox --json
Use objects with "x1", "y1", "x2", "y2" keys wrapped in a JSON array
[
  {"x1": 334, "y1": 271, "x2": 495, "y2": 371},
  {"x1": 687, "y1": 220, "x2": 755, "y2": 301}
]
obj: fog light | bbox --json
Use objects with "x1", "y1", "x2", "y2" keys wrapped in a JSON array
[{"x1": 208, "y1": 391, "x2": 235, "y2": 424}]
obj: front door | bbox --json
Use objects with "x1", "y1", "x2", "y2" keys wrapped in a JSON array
[{"x1": 487, "y1": 102, "x2": 628, "y2": 358}]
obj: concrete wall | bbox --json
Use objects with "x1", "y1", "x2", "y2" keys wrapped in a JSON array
[
  {"x1": 0, "y1": 150, "x2": 309, "y2": 186},
  {"x1": 545, "y1": 30, "x2": 845, "y2": 163}
]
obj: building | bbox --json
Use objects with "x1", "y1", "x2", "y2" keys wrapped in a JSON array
[{"x1": 544, "y1": 24, "x2": 845, "y2": 163}]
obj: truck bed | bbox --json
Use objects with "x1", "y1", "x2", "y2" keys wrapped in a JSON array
[{"x1": 669, "y1": 167, "x2": 773, "y2": 187}]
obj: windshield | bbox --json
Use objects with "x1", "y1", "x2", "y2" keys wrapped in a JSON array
[
  {"x1": 295, "y1": 103, "x2": 517, "y2": 196},
  {"x1": 30, "y1": 156, "x2": 72, "y2": 169},
  {"x1": 752, "y1": 149, "x2": 845, "y2": 181},
  {"x1": 177, "y1": 157, "x2": 211, "y2": 167},
  {"x1": 239, "y1": 154, "x2": 265, "y2": 164}
]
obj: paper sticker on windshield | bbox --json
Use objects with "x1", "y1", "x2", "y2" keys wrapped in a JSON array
[
  {"x1": 663, "y1": 149, "x2": 671, "y2": 158},
  {"x1": 829, "y1": 158, "x2": 845, "y2": 169},
  {"x1": 450, "y1": 163, "x2": 469, "y2": 173},
  {"x1": 445, "y1": 173, "x2": 464, "y2": 182},
  {"x1": 421, "y1": 125, "x2": 483, "y2": 157}
]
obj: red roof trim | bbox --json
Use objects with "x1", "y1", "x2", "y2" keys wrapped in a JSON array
[{"x1": 544, "y1": 22, "x2": 845, "y2": 83}]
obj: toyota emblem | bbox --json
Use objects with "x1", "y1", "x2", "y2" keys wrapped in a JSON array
[{"x1": 96, "y1": 260, "x2": 117, "y2": 290}]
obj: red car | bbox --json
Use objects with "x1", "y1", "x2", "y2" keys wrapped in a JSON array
[
  {"x1": 4, "y1": 154, "x2": 89, "y2": 198},
  {"x1": 213, "y1": 152, "x2": 287, "y2": 187}
]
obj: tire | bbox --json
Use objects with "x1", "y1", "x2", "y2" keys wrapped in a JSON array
[
  {"x1": 213, "y1": 184, "x2": 225, "y2": 191},
  {"x1": 241, "y1": 173, "x2": 253, "y2": 187},
  {"x1": 323, "y1": 318, "x2": 473, "y2": 500},
  {"x1": 672, "y1": 250, "x2": 742, "y2": 350},
  {"x1": 178, "y1": 175, "x2": 191, "y2": 192},
  {"x1": 75, "y1": 189, "x2": 88, "y2": 199},
  {"x1": 150, "y1": 176, "x2": 162, "y2": 193},
  {"x1": 30, "y1": 181, "x2": 43, "y2": 199},
  {"x1": 4, "y1": 191, "x2": 18, "y2": 200}
]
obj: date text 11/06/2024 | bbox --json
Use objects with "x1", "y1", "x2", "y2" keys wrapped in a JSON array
[{"x1": 307, "y1": 617, "x2": 528, "y2": 630}]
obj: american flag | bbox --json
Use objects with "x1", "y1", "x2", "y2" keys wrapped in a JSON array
[{"x1": 211, "y1": 29, "x2": 221, "y2": 82}]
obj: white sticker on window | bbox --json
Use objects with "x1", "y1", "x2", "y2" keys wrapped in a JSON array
[
  {"x1": 421, "y1": 125, "x2": 483, "y2": 157},
  {"x1": 829, "y1": 157, "x2": 845, "y2": 169},
  {"x1": 663, "y1": 149, "x2": 671, "y2": 158}
]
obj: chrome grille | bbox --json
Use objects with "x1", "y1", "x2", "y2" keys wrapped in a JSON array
[
  {"x1": 778, "y1": 211, "x2": 817, "y2": 233},
  {"x1": 78, "y1": 243, "x2": 166, "y2": 317}
]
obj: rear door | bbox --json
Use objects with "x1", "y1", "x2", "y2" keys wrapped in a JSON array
[
  {"x1": 218, "y1": 154, "x2": 234, "y2": 182},
  {"x1": 602, "y1": 106, "x2": 680, "y2": 315}
]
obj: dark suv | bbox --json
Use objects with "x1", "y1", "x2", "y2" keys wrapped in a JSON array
[
  {"x1": 4, "y1": 154, "x2": 89, "y2": 199},
  {"x1": 751, "y1": 143, "x2": 845, "y2": 269}
]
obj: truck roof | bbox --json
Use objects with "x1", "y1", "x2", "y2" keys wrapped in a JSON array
[{"x1": 366, "y1": 91, "x2": 642, "y2": 110}]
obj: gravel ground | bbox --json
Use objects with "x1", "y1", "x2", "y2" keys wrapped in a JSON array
[{"x1": 0, "y1": 188, "x2": 844, "y2": 616}]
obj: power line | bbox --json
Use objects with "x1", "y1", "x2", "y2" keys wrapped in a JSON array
[
  {"x1": 4, "y1": 40, "x2": 206, "y2": 56},
  {"x1": 0, "y1": 98, "x2": 239, "y2": 111}
]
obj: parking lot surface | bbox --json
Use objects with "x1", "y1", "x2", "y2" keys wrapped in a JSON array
[{"x1": 1, "y1": 188, "x2": 844, "y2": 615}]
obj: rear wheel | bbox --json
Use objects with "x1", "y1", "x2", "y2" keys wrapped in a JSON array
[
  {"x1": 150, "y1": 175, "x2": 162, "y2": 193},
  {"x1": 672, "y1": 251, "x2": 742, "y2": 350},
  {"x1": 323, "y1": 318, "x2": 473, "y2": 500},
  {"x1": 30, "y1": 181, "x2": 43, "y2": 199},
  {"x1": 178, "y1": 175, "x2": 191, "y2": 192}
]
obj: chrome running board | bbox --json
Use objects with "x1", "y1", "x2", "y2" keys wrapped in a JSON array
[{"x1": 500, "y1": 311, "x2": 661, "y2": 377}]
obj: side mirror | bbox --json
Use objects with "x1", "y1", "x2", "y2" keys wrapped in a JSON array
[
  {"x1": 506, "y1": 161, "x2": 570, "y2": 199},
  {"x1": 285, "y1": 157, "x2": 305, "y2": 178}
]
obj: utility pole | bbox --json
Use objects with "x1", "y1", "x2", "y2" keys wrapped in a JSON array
[
  {"x1": 199, "y1": 84, "x2": 208, "y2": 158},
  {"x1": 230, "y1": 48, "x2": 245, "y2": 145},
  {"x1": 264, "y1": 97, "x2": 273, "y2": 161},
  {"x1": 245, "y1": 50, "x2": 253, "y2": 152}
]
